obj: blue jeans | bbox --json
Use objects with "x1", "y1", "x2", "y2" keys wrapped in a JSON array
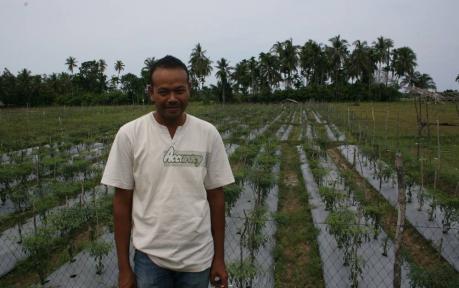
[{"x1": 134, "y1": 250, "x2": 210, "y2": 288}]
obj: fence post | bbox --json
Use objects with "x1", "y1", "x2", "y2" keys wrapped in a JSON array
[{"x1": 394, "y1": 152, "x2": 406, "y2": 288}]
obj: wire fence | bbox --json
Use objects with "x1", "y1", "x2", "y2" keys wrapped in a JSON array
[{"x1": 1, "y1": 216, "x2": 458, "y2": 288}]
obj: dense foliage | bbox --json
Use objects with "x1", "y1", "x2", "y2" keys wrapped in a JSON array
[{"x1": 0, "y1": 35, "x2": 451, "y2": 107}]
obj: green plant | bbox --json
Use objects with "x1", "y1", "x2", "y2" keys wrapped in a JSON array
[
  {"x1": 319, "y1": 186, "x2": 345, "y2": 211},
  {"x1": 48, "y1": 207, "x2": 86, "y2": 261},
  {"x1": 232, "y1": 167, "x2": 247, "y2": 186},
  {"x1": 22, "y1": 227, "x2": 56, "y2": 284},
  {"x1": 87, "y1": 240, "x2": 112, "y2": 275},
  {"x1": 326, "y1": 208, "x2": 369, "y2": 287},
  {"x1": 41, "y1": 154, "x2": 66, "y2": 180},
  {"x1": 49, "y1": 181, "x2": 80, "y2": 205},
  {"x1": 244, "y1": 207, "x2": 268, "y2": 258},
  {"x1": 224, "y1": 183, "x2": 243, "y2": 216},
  {"x1": 363, "y1": 204, "x2": 383, "y2": 239},
  {"x1": 84, "y1": 196, "x2": 113, "y2": 241},
  {"x1": 311, "y1": 166, "x2": 327, "y2": 186},
  {"x1": 32, "y1": 193, "x2": 58, "y2": 225},
  {"x1": 9, "y1": 184, "x2": 30, "y2": 243},
  {"x1": 0, "y1": 165, "x2": 16, "y2": 205},
  {"x1": 438, "y1": 195, "x2": 459, "y2": 234},
  {"x1": 249, "y1": 168, "x2": 275, "y2": 204},
  {"x1": 228, "y1": 259, "x2": 256, "y2": 288},
  {"x1": 375, "y1": 160, "x2": 393, "y2": 191}
]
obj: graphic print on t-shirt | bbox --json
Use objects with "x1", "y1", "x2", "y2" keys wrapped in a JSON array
[{"x1": 162, "y1": 146, "x2": 207, "y2": 167}]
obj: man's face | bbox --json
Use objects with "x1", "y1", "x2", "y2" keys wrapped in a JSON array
[{"x1": 149, "y1": 68, "x2": 190, "y2": 124}]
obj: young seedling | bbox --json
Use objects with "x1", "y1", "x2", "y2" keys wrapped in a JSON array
[{"x1": 87, "y1": 240, "x2": 112, "y2": 275}]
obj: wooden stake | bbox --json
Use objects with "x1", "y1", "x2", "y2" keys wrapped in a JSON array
[{"x1": 394, "y1": 152, "x2": 406, "y2": 288}]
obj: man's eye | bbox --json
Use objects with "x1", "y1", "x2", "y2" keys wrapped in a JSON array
[{"x1": 158, "y1": 90, "x2": 169, "y2": 96}]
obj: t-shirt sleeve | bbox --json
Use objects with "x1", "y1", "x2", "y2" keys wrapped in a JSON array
[
  {"x1": 101, "y1": 126, "x2": 135, "y2": 190},
  {"x1": 204, "y1": 128, "x2": 235, "y2": 190}
]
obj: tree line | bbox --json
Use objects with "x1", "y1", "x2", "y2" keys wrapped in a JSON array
[{"x1": 1, "y1": 35, "x2": 456, "y2": 107}]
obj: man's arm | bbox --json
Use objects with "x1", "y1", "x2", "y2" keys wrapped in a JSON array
[
  {"x1": 207, "y1": 186, "x2": 228, "y2": 288},
  {"x1": 113, "y1": 187, "x2": 136, "y2": 288}
]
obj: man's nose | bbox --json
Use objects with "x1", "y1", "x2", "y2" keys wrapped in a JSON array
[{"x1": 168, "y1": 92, "x2": 179, "y2": 102}]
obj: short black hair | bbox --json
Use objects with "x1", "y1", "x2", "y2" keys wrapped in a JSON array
[{"x1": 149, "y1": 55, "x2": 190, "y2": 86}]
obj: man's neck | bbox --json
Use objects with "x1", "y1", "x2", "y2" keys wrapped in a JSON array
[{"x1": 153, "y1": 112, "x2": 186, "y2": 138}]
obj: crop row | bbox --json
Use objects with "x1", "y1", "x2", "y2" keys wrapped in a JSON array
[
  {"x1": 307, "y1": 108, "x2": 459, "y2": 286},
  {"x1": 0, "y1": 105, "x2": 286, "y2": 287}
]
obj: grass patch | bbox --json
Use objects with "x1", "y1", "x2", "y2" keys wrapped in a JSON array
[{"x1": 274, "y1": 123, "x2": 324, "y2": 287}]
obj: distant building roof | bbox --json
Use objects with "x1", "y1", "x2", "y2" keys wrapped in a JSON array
[{"x1": 282, "y1": 98, "x2": 299, "y2": 104}]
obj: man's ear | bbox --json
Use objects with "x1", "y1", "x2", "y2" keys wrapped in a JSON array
[{"x1": 148, "y1": 85, "x2": 155, "y2": 103}]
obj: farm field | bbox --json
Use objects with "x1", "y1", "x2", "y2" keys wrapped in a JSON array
[
  {"x1": 317, "y1": 102, "x2": 459, "y2": 193},
  {"x1": 0, "y1": 103, "x2": 458, "y2": 288}
]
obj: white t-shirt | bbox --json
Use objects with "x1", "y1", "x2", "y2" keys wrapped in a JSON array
[{"x1": 101, "y1": 112, "x2": 234, "y2": 272}]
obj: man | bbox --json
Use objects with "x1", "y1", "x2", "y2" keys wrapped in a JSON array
[{"x1": 101, "y1": 55, "x2": 234, "y2": 288}]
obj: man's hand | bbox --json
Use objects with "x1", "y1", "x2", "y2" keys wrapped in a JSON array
[
  {"x1": 210, "y1": 258, "x2": 228, "y2": 288},
  {"x1": 118, "y1": 268, "x2": 136, "y2": 288}
]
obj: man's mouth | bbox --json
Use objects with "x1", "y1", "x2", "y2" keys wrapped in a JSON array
[{"x1": 166, "y1": 106, "x2": 180, "y2": 112}]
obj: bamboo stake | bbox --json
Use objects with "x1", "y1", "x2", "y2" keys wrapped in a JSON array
[
  {"x1": 429, "y1": 120, "x2": 441, "y2": 221},
  {"x1": 393, "y1": 152, "x2": 406, "y2": 288},
  {"x1": 372, "y1": 107, "x2": 376, "y2": 147},
  {"x1": 436, "y1": 119, "x2": 441, "y2": 161}
]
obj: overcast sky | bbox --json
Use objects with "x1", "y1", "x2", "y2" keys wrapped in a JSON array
[{"x1": 1, "y1": 0, "x2": 458, "y2": 90}]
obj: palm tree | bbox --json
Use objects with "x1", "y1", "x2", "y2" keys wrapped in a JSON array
[
  {"x1": 270, "y1": 41, "x2": 284, "y2": 58},
  {"x1": 372, "y1": 36, "x2": 393, "y2": 84},
  {"x1": 231, "y1": 59, "x2": 250, "y2": 97},
  {"x1": 326, "y1": 35, "x2": 349, "y2": 97},
  {"x1": 401, "y1": 71, "x2": 436, "y2": 90},
  {"x1": 299, "y1": 40, "x2": 323, "y2": 86},
  {"x1": 65, "y1": 57, "x2": 78, "y2": 75},
  {"x1": 282, "y1": 39, "x2": 298, "y2": 88},
  {"x1": 215, "y1": 58, "x2": 232, "y2": 104},
  {"x1": 189, "y1": 43, "x2": 212, "y2": 90},
  {"x1": 392, "y1": 47, "x2": 417, "y2": 85},
  {"x1": 416, "y1": 73, "x2": 436, "y2": 90},
  {"x1": 98, "y1": 59, "x2": 107, "y2": 73},
  {"x1": 258, "y1": 52, "x2": 281, "y2": 92},
  {"x1": 271, "y1": 39, "x2": 298, "y2": 89},
  {"x1": 247, "y1": 57, "x2": 259, "y2": 98},
  {"x1": 65, "y1": 57, "x2": 78, "y2": 98},
  {"x1": 383, "y1": 38, "x2": 394, "y2": 86},
  {"x1": 114, "y1": 60, "x2": 125, "y2": 78},
  {"x1": 17, "y1": 69, "x2": 32, "y2": 106},
  {"x1": 142, "y1": 57, "x2": 156, "y2": 74},
  {"x1": 109, "y1": 76, "x2": 118, "y2": 90},
  {"x1": 373, "y1": 37, "x2": 385, "y2": 82},
  {"x1": 97, "y1": 59, "x2": 108, "y2": 92},
  {"x1": 144, "y1": 57, "x2": 156, "y2": 70},
  {"x1": 141, "y1": 57, "x2": 156, "y2": 88},
  {"x1": 348, "y1": 40, "x2": 375, "y2": 85}
]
